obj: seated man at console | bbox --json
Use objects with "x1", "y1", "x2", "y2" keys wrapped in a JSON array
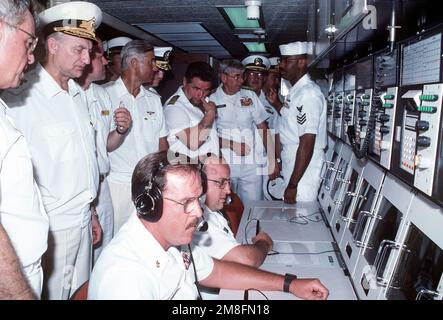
[
  {"x1": 88, "y1": 151, "x2": 329, "y2": 300},
  {"x1": 194, "y1": 154, "x2": 273, "y2": 268}
]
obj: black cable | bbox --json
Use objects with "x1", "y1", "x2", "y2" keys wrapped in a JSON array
[
  {"x1": 244, "y1": 218, "x2": 259, "y2": 244},
  {"x1": 243, "y1": 288, "x2": 269, "y2": 300},
  {"x1": 188, "y1": 244, "x2": 203, "y2": 300}
]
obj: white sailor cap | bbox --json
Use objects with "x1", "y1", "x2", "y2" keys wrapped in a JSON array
[
  {"x1": 279, "y1": 41, "x2": 314, "y2": 56},
  {"x1": 154, "y1": 46, "x2": 173, "y2": 71},
  {"x1": 242, "y1": 55, "x2": 270, "y2": 72},
  {"x1": 38, "y1": 1, "x2": 102, "y2": 42},
  {"x1": 106, "y1": 36, "x2": 133, "y2": 53},
  {"x1": 268, "y1": 57, "x2": 280, "y2": 73}
]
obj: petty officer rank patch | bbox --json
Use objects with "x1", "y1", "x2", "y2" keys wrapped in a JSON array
[
  {"x1": 167, "y1": 95, "x2": 180, "y2": 105},
  {"x1": 296, "y1": 105, "x2": 306, "y2": 125},
  {"x1": 101, "y1": 110, "x2": 110, "y2": 116},
  {"x1": 240, "y1": 97, "x2": 253, "y2": 107},
  {"x1": 182, "y1": 251, "x2": 191, "y2": 270}
]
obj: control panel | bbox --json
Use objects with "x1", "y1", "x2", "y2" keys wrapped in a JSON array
[
  {"x1": 392, "y1": 31, "x2": 442, "y2": 193},
  {"x1": 414, "y1": 84, "x2": 443, "y2": 199},
  {"x1": 370, "y1": 49, "x2": 399, "y2": 170},
  {"x1": 354, "y1": 89, "x2": 373, "y2": 147},
  {"x1": 327, "y1": 92, "x2": 335, "y2": 134},
  {"x1": 342, "y1": 90, "x2": 356, "y2": 144},
  {"x1": 333, "y1": 91, "x2": 344, "y2": 138}
]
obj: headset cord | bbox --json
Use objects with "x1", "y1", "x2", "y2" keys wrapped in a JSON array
[{"x1": 188, "y1": 244, "x2": 203, "y2": 300}]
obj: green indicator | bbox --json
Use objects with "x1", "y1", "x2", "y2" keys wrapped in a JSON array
[
  {"x1": 417, "y1": 106, "x2": 437, "y2": 113},
  {"x1": 419, "y1": 94, "x2": 438, "y2": 102},
  {"x1": 361, "y1": 101, "x2": 370, "y2": 106},
  {"x1": 384, "y1": 95, "x2": 395, "y2": 100},
  {"x1": 383, "y1": 103, "x2": 394, "y2": 108},
  {"x1": 362, "y1": 94, "x2": 370, "y2": 99}
]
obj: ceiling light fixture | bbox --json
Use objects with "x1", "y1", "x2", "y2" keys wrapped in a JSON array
[{"x1": 245, "y1": 0, "x2": 261, "y2": 20}]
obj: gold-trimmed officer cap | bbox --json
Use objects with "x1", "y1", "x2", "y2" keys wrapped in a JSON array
[
  {"x1": 268, "y1": 57, "x2": 280, "y2": 73},
  {"x1": 39, "y1": 1, "x2": 102, "y2": 42},
  {"x1": 154, "y1": 46, "x2": 173, "y2": 71},
  {"x1": 241, "y1": 55, "x2": 270, "y2": 72}
]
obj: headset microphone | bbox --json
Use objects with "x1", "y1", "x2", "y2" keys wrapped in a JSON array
[
  {"x1": 225, "y1": 195, "x2": 232, "y2": 205},
  {"x1": 197, "y1": 218, "x2": 208, "y2": 232}
]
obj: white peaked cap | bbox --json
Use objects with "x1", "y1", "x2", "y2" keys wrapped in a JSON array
[
  {"x1": 39, "y1": 1, "x2": 102, "y2": 41},
  {"x1": 279, "y1": 41, "x2": 314, "y2": 56},
  {"x1": 269, "y1": 57, "x2": 280, "y2": 66},
  {"x1": 154, "y1": 46, "x2": 173, "y2": 71},
  {"x1": 107, "y1": 37, "x2": 133, "y2": 50},
  {"x1": 241, "y1": 55, "x2": 271, "y2": 71}
]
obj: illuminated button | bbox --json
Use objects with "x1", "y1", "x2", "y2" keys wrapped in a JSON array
[
  {"x1": 362, "y1": 94, "x2": 370, "y2": 100},
  {"x1": 384, "y1": 95, "x2": 395, "y2": 100},
  {"x1": 361, "y1": 101, "x2": 370, "y2": 106},
  {"x1": 383, "y1": 103, "x2": 394, "y2": 108},
  {"x1": 419, "y1": 94, "x2": 438, "y2": 102},
  {"x1": 417, "y1": 106, "x2": 437, "y2": 113},
  {"x1": 347, "y1": 95, "x2": 354, "y2": 100}
]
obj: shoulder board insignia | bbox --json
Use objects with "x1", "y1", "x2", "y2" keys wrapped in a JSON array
[
  {"x1": 216, "y1": 104, "x2": 226, "y2": 109},
  {"x1": 167, "y1": 95, "x2": 180, "y2": 105}
]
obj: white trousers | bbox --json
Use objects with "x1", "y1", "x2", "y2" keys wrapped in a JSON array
[
  {"x1": 281, "y1": 146, "x2": 325, "y2": 202},
  {"x1": 23, "y1": 259, "x2": 44, "y2": 299},
  {"x1": 229, "y1": 163, "x2": 263, "y2": 203},
  {"x1": 108, "y1": 180, "x2": 134, "y2": 236},
  {"x1": 42, "y1": 223, "x2": 92, "y2": 300},
  {"x1": 93, "y1": 177, "x2": 114, "y2": 264}
]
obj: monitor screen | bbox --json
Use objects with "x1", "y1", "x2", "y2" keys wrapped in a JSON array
[
  {"x1": 344, "y1": 64, "x2": 357, "y2": 91},
  {"x1": 375, "y1": 49, "x2": 398, "y2": 87}
]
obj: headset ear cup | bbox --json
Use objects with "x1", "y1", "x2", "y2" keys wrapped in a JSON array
[{"x1": 135, "y1": 183, "x2": 164, "y2": 222}]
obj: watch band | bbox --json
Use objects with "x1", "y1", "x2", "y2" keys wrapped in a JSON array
[{"x1": 283, "y1": 273, "x2": 297, "y2": 293}]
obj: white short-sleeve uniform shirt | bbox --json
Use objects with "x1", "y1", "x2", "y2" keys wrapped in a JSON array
[
  {"x1": 104, "y1": 77, "x2": 168, "y2": 184},
  {"x1": 209, "y1": 86, "x2": 268, "y2": 166},
  {"x1": 88, "y1": 213, "x2": 214, "y2": 299},
  {"x1": 164, "y1": 87, "x2": 220, "y2": 158},
  {"x1": 193, "y1": 205, "x2": 239, "y2": 259},
  {"x1": 278, "y1": 74, "x2": 327, "y2": 201},
  {"x1": 3, "y1": 64, "x2": 99, "y2": 231},
  {"x1": 0, "y1": 98, "x2": 49, "y2": 267},
  {"x1": 84, "y1": 83, "x2": 112, "y2": 175}
]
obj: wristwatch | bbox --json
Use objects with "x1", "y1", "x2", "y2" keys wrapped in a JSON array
[{"x1": 283, "y1": 273, "x2": 298, "y2": 293}]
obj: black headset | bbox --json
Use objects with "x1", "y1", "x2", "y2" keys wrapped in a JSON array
[{"x1": 134, "y1": 161, "x2": 208, "y2": 222}]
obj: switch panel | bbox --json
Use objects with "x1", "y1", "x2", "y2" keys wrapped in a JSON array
[{"x1": 414, "y1": 83, "x2": 443, "y2": 196}]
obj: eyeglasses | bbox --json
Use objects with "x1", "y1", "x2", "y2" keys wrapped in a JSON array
[
  {"x1": 224, "y1": 73, "x2": 244, "y2": 81},
  {"x1": 4, "y1": 21, "x2": 38, "y2": 53},
  {"x1": 163, "y1": 195, "x2": 205, "y2": 214},
  {"x1": 207, "y1": 178, "x2": 231, "y2": 190}
]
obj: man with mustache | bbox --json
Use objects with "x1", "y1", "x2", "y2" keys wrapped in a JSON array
[
  {"x1": 2, "y1": 1, "x2": 102, "y2": 299},
  {"x1": 88, "y1": 151, "x2": 329, "y2": 300}
]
